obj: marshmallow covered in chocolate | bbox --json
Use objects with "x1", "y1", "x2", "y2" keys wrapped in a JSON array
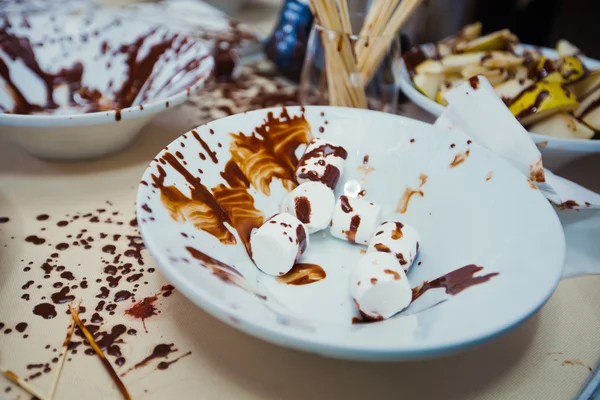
[
  {"x1": 367, "y1": 221, "x2": 420, "y2": 273},
  {"x1": 350, "y1": 252, "x2": 412, "y2": 320},
  {"x1": 295, "y1": 138, "x2": 348, "y2": 190},
  {"x1": 250, "y1": 213, "x2": 309, "y2": 276},
  {"x1": 330, "y1": 195, "x2": 381, "y2": 245},
  {"x1": 280, "y1": 182, "x2": 335, "y2": 234}
]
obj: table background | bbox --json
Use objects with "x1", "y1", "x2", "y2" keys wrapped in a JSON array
[{"x1": 1, "y1": 1, "x2": 599, "y2": 399}]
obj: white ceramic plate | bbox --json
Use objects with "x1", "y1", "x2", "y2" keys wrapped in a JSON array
[
  {"x1": 137, "y1": 106, "x2": 565, "y2": 361},
  {"x1": 0, "y1": 10, "x2": 213, "y2": 160},
  {"x1": 399, "y1": 44, "x2": 600, "y2": 169}
]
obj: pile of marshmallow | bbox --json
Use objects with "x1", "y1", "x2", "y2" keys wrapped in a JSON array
[{"x1": 250, "y1": 138, "x2": 420, "y2": 321}]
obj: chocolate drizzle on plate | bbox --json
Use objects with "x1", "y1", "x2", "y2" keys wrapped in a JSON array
[
  {"x1": 277, "y1": 263, "x2": 325, "y2": 285},
  {"x1": 396, "y1": 174, "x2": 428, "y2": 214},
  {"x1": 294, "y1": 196, "x2": 311, "y2": 223},
  {"x1": 411, "y1": 264, "x2": 499, "y2": 302},
  {"x1": 345, "y1": 215, "x2": 361, "y2": 243}
]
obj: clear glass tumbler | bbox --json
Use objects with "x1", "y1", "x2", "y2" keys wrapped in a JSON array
[{"x1": 299, "y1": 5, "x2": 401, "y2": 113}]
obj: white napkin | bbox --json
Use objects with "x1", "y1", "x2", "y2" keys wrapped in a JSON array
[
  {"x1": 434, "y1": 76, "x2": 600, "y2": 279},
  {"x1": 435, "y1": 76, "x2": 600, "y2": 210}
]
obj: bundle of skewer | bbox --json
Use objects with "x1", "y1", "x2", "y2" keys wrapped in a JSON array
[{"x1": 308, "y1": 0, "x2": 423, "y2": 108}]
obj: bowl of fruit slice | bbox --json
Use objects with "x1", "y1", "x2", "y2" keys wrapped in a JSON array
[{"x1": 399, "y1": 22, "x2": 600, "y2": 169}]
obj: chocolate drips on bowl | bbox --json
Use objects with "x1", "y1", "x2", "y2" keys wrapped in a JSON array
[
  {"x1": 277, "y1": 263, "x2": 325, "y2": 285},
  {"x1": 294, "y1": 196, "x2": 311, "y2": 223},
  {"x1": 411, "y1": 264, "x2": 499, "y2": 302}
]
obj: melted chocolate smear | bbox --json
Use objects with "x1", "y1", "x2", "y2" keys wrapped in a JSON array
[
  {"x1": 468, "y1": 76, "x2": 480, "y2": 89},
  {"x1": 33, "y1": 303, "x2": 57, "y2": 319},
  {"x1": 191, "y1": 130, "x2": 218, "y2": 163},
  {"x1": 36, "y1": 214, "x2": 49, "y2": 221},
  {"x1": 296, "y1": 225, "x2": 307, "y2": 256},
  {"x1": 25, "y1": 235, "x2": 46, "y2": 245},
  {"x1": 450, "y1": 150, "x2": 470, "y2": 168},
  {"x1": 391, "y1": 222, "x2": 404, "y2": 240},
  {"x1": 277, "y1": 263, "x2": 326, "y2": 285},
  {"x1": 294, "y1": 196, "x2": 311, "y2": 224},
  {"x1": 55, "y1": 242, "x2": 69, "y2": 250},
  {"x1": 114, "y1": 290, "x2": 132, "y2": 302},
  {"x1": 374, "y1": 243, "x2": 391, "y2": 253},
  {"x1": 152, "y1": 154, "x2": 235, "y2": 244},
  {"x1": 121, "y1": 343, "x2": 177, "y2": 376},
  {"x1": 297, "y1": 165, "x2": 340, "y2": 190},
  {"x1": 156, "y1": 351, "x2": 192, "y2": 370},
  {"x1": 515, "y1": 88, "x2": 550, "y2": 121},
  {"x1": 339, "y1": 195, "x2": 353, "y2": 213},
  {"x1": 0, "y1": 217, "x2": 9, "y2": 223},
  {"x1": 229, "y1": 108, "x2": 312, "y2": 194},
  {"x1": 51, "y1": 287, "x2": 75, "y2": 304},
  {"x1": 185, "y1": 247, "x2": 242, "y2": 277},
  {"x1": 346, "y1": 215, "x2": 361, "y2": 243},
  {"x1": 402, "y1": 47, "x2": 427, "y2": 77},
  {"x1": 125, "y1": 295, "x2": 157, "y2": 333},
  {"x1": 15, "y1": 322, "x2": 27, "y2": 333},
  {"x1": 412, "y1": 264, "x2": 499, "y2": 303}
]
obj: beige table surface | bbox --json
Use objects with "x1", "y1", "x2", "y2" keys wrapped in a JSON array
[{"x1": 1, "y1": 2, "x2": 600, "y2": 400}]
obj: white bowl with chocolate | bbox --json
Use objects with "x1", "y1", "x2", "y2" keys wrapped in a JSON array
[
  {"x1": 0, "y1": 11, "x2": 213, "y2": 160},
  {"x1": 399, "y1": 23, "x2": 600, "y2": 170},
  {"x1": 136, "y1": 105, "x2": 565, "y2": 361}
]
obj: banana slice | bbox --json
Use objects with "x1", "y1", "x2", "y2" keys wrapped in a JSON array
[
  {"x1": 569, "y1": 69, "x2": 600, "y2": 98},
  {"x1": 413, "y1": 72, "x2": 443, "y2": 100},
  {"x1": 509, "y1": 81, "x2": 579, "y2": 125},
  {"x1": 529, "y1": 113, "x2": 594, "y2": 139},
  {"x1": 557, "y1": 56, "x2": 588, "y2": 83},
  {"x1": 461, "y1": 65, "x2": 509, "y2": 86},
  {"x1": 556, "y1": 39, "x2": 583, "y2": 57},
  {"x1": 494, "y1": 78, "x2": 534, "y2": 104},
  {"x1": 456, "y1": 29, "x2": 518, "y2": 53}
]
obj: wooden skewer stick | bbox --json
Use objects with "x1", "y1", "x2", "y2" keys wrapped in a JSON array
[
  {"x1": 1, "y1": 368, "x2": 49, "y2": 400},
  {"x1": 361, "y1": 0, "x2": 424, "y2": 81},
  {"x1": 48, "y1": 302, "x2": 80, "y2": 400},
  {"x1": 68, "y1": 305, "x2": 133, "y2": 400}
]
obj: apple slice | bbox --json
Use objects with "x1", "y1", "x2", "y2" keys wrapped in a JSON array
[
  {"x1": 509, "y1": 81, "x2": 579, "y2": 125},
  {"x1": 556, "y1": 39, "x2": 583, "y2": 57},
  {"x1": 456, "y1": 29, "x2": 518, "y2": 53},
  {"x1": 415, "y1": 59, "x2": 444, "y2": 74},
  {"x1": 413, "y1": 72, "x2": 443, "y2": 100},
  {"x1": 574, "y1": 86, "x2": 600, "y2": 119},
  {"x1": 509, "y1": 65, "x2": 530, "y2": 81},
  {"x1": 461, "y1": 65, "x2": 509, "y2": 86},
  {"x1": 480, "y1": 51, "x2": 524, "y2": 69},
  {"x1": 569, "y1": 69, "x2": 600, "y2": 98},
  {"x1": 442, "y1": 22, "x2": 482, "y2": 47},
  {"x1": 557, "y1": 56, "x2": 588, "y2": 83},
  {"x1": 494, "y1": 78, "x2": 534, "y2": 104},
  {"x1": 529, "y1": 113, "x2": 594, "y2": 139}
]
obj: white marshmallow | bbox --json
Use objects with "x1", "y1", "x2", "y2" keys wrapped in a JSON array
[
  {"x1": 296, "y1": 138, "x2": 348, "y2": 190},
  {"x1": 330, "y1": 195, "x2": 381, "y2": 245},
  {"x1": 349, "y1": 252, "x2": 412, "y2": 320},
  {"x1": 367, "y1": 221, "x2": 420, "y2": 273},
  {"x1": 280, "y1": 182, "x2": 335, "y2": 234},
  {"x1": 250, "y1": 213, "x2": 309, "y2": 276}
]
